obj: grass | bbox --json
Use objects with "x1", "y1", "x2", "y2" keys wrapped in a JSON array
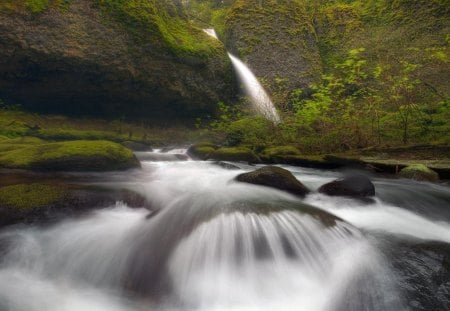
[{"x1": 0, "y1": 183, "x2": 66, "y2": 209}]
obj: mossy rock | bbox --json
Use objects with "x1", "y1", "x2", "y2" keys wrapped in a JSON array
[
  {"x1": 398, "y1": 164, "x2": 439, "y2": 182},
  {"x1": 0, "y1": 140, "x2": 140, "y2": 171},
  {"x1": 263, "y1": 145, "x2": 301, "y2": 158},
  {"x1": 235, "y1": 166, "x2": 310, "y2": 197},
  {"x1": 0, "y1": 183, "x2": 67, "y2": 210},
  {"x1": 187, "y1": 142, "x2": 218, "y2": 160},
  {"x1": 209, "y1": 147, "x2": 260, "y2": 163}
]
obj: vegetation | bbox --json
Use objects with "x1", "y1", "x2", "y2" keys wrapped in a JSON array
[
  {"x1": 0, "y1": 138, "x2": 139, "y2": 171},
  {"x1": 190, "y1": 0, "x2": 449, "y2": 154},
  {"x1": 96, "y1": 0, "x2": 224, "y2": 57},
  {"x1": 0, "y1": 183, "x2": 66, "y2": 209}
]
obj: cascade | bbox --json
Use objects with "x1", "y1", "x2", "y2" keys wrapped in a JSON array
[{"x1": 204, "y1": 28, "x2": 281, "y2": 123}]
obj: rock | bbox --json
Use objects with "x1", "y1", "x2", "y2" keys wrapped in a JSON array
[
  {"x1": 224, "y1": 0, "x2": 321, "y2": 94},
  {"x1": 262, "y1": 145, "x2": 301, "y2": 158},
  {"x1": 0, "y1": 139, "x2": 140, "y2": 171},
  {"x1": 318, "y1": 173, "x2": 375, "y2": 198},
  {"x1": 122, "y1": 141, "x2": 152, "y2": 152},
  {"x1": 209, "y1": 147, "x2": 261, "y2": 163},
  {"x1": 235, "y1": 166, "x2": 310, "y2": 197},
  {"x1": 0, "y1": 183, "x2": 151, "y2": 227},
  {"x1": 0, "y1": 0, "x2": 235, "y2": 121},
  {"x1": 209, "y1": 161, "x2": 241, "y2": 170},
  {"x1": 399, "y1": 164, "x2": 439, "y2": 182},
  {"x1": 187, "y1": 142, "x2": 218, "y2": 160}
]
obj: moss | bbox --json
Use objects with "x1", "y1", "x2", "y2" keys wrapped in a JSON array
[
  {"x1": 0, "y1": 140, "x2": 139, "y2": 171},
  {"x1": 0, "y1": 183, "x2": 66, "y2": 209},
  {"x1": 263, "y1": 145, "x2": 301, "y2": 157},
  {"x1": 0, "y1": 0, "x2": 51, "y2": 13},
  {"x1": 96, "y1": 0, "x2": 224, "y2": 58},
  {"x1": 209, "y1": 147, "x2": 260, "y2": 163},
  {"x1": 187, "y1": 142, "x2": 218, "y2": 160},
  {"x1": 399, "y1": 164, "x2": 439, "y2": 182}
]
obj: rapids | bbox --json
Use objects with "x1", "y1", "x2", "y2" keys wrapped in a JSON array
[{"x1": 0, "y1": 149, "x2": 449, "y2": 310}]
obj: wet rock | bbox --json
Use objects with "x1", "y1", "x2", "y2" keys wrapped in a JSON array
[
  {"x1": 382, "y1": 238, "x2": 450, "y2": 311},
  {"x1": 235, "y1": 166, "x2": 310, "y2": 197},
  {"x1": 399, "y1": 164, "x2": 439, "y2": 182},
  {"x1": 319, "y1": 173, "x2": 375, "y2": 198},
  {"x1": 122, "y1": 141, "x2": 153, "y2": 152},
  {"x1": 0, "y1": 183, "x2": 151, "y2": 227}
]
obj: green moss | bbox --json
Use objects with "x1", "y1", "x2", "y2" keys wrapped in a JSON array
[
  {"x1": 96, "y1": 0, "x2": 224, "y2": 58},
  {"x1": 0, "y1": 183, "x2": 66, "y2": 209},
  {"x1": 0, "y1": 0, "x2": 50, "y2": 13},
  {"x1": 0, "y1": 140, "x2": 139, "y2": 171},
  {"x1": 209, "y1": 147, "x2": 260, "y2": 163},
  {"x1": 399, "y1": 164, "x2": 439, "y2": 182},
  {"x1": 263, "y1": 146, "x2": 301, "y2": 157}
]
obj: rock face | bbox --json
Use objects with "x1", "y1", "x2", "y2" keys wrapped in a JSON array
[
  {"x1": 319, "y1": 174, "x2": 375, "y2": 198},
  {"x1": 236, "y1": 166, "x2": 310, "y2": 197},
  {"x1": 224, "y1": 0, "x2": 321, "y2": 94},
  {"x1": 0, "y1": 0, "x2": 235, "y2": 121},
  {"x1": 399, "y1": 164, "x2": 439, "y2": 182}
]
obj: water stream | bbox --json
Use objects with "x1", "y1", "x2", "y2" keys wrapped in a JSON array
[{"x1": 1, "y1": 149, "x2": 449, "y2": 310}]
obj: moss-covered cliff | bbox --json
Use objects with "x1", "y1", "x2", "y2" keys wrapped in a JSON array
[
  {"x1": 0, "y1": 0, "x2": 235, "y2": 121},
  {"x1": 223, "y1": 0, "x2": 322, "y2": 97}
]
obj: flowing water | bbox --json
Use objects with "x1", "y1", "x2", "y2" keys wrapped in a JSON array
[
  {"x1": 1, "y1": 149, "x2": 449, "y2": 311},
  {"x1": 203, "y1": 28, "x2": 280, "y2": 123}
]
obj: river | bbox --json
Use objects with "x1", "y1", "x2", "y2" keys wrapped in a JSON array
[{"x1": 0, "y1": 149, "x2": 449, "y2": 311}]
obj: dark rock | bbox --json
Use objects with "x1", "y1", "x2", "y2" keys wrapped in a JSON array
[
  {"x1": 319, "y1": 173, "x2": 375, "y2": 198},
  {"x1": 122, "y1": 141, "x2": 153, "y2": 152},
  {"x1": 235, "y1": 166, "x2": 310, "y2": 197},
  {"x1": 382, "y1": 238, "x2": 450, "y2": 311}
]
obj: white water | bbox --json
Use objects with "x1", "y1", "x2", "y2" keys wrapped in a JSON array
[
  {"x1": 203, "y1": 28, "x2": 281, "y2": 123},
  {"x1": 1, "y1": 151, "x2": 450, "y2": 310}
]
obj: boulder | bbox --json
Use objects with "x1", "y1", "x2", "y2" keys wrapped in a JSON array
[
  {"x1": 0, "y1": 139, "x2": 140, "y2": 171},
  {"x1": 399, "y1": 164, "x2": 439, "y2": 182},
  {"x1": 235, "y1": 166, "x2": 310, "y2": 197},
  {"x1": 0, "y1": 183, "x2": 152, "y2": 227},
  {"x1": 187, "y1": 142, "x2": 218, "y2": 160},
  {"x1": 318, "y1": 174, "x2": 375, "y2": 198}
]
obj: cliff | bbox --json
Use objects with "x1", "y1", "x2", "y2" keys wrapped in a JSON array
[{"x1": 0, "y1": 0, "x2": 235, "y2": 121}]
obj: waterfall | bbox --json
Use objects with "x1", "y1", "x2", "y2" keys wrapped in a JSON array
[{"x1": 203, "y1": 28, "x2": 281, "y2": 123}]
